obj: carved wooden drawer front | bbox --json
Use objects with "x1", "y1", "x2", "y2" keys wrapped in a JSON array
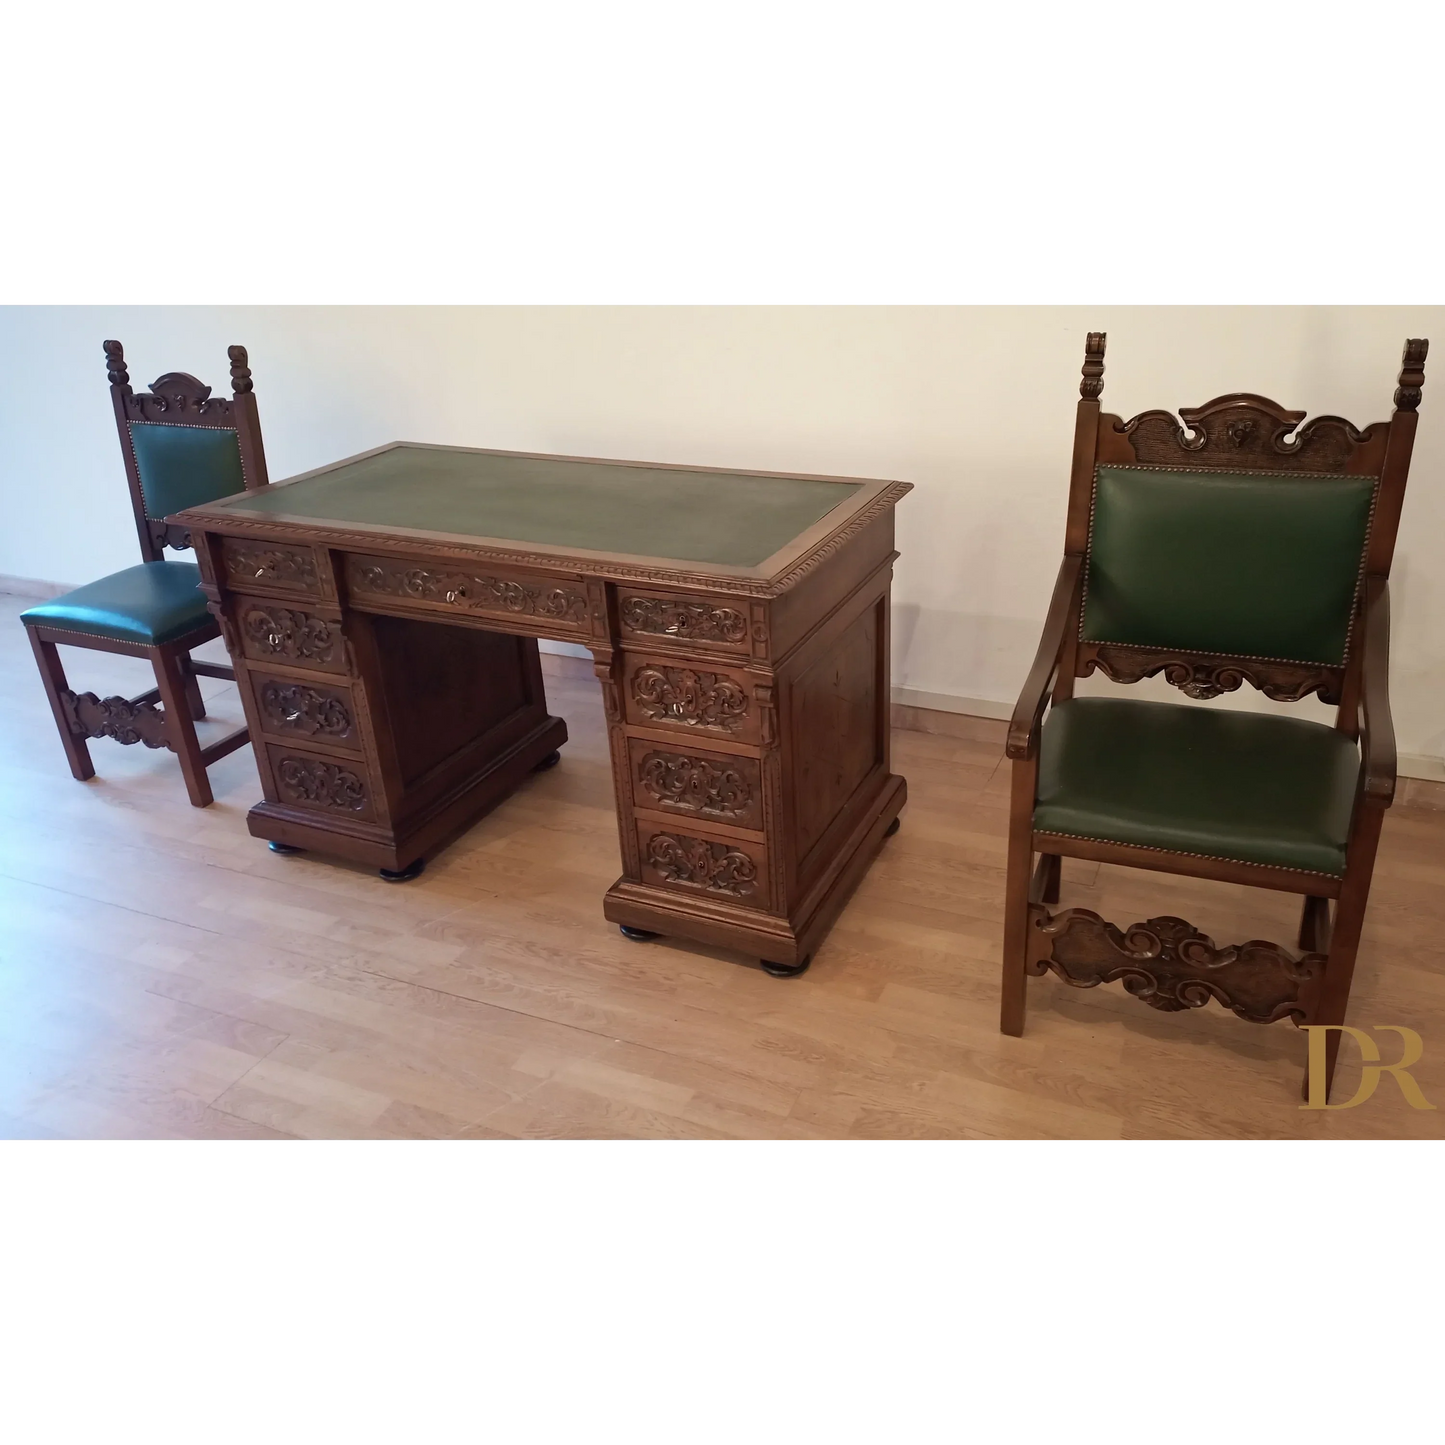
[
  {"x1": 221, "y1": 539, "x2": 323, "y2": 597},
  {"x1": 344, "y1": 554, "x2": 593, "y2": 635},
  {"x1": 635, "y1": 824, "x2": 770, "y2": 911},
  {"x1": 627, "y1": 739, "x2": 763, "y2": 831},
  {"x1": 251, "y1": 671, "x2": 361, "y2": 752},
  {"x1": 622, "y1": 655, "x2": 761, "y2": 744},
  {"x1": 264, "y1": 744, "x2": 376, "y2": 821},
  {"x1": 234, "y1": 596, "x2": 349, "y2": 675},
  {"x1": 618, "y1": 588, "x2": 756, "y2": 655}
]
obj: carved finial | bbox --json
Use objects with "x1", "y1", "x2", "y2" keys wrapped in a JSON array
[
  {"x1": 1394, "y1": 338, "x2": 1428, "y2": 412},
  {"x1": 103, "y1": 339, "x2": 129, "y2": 388},
  {"x1": 1081, "y1": 332, "x2": 1106, "y2": 400},
  {"x1": 228, "y1": 344, "x2": 254, "y2": 395}
]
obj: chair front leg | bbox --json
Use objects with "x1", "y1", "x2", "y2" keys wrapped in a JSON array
[
  {"x1": 152, "y1": 644, "x2": 213, "y2": 808},
  {"x1": 1307, "y1": 805, "x2": 1385, "y2": 1102},
  {"x1": 27, "y1": 628, "x2": 95, "y2": 782},
  {"x1": 1000, "y1": 754, "x2": 1039, "y2": 1036}
]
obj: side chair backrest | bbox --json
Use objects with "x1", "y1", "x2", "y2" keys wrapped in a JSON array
[
  {"x1": 1059, "y1": 334, "x2": 1427, "y2": 711},
  {"x1": 105, "y1": 340, "x2": 270, "y2": 563}
]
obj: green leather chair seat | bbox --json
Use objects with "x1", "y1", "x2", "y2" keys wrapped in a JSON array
[
  {"x1": 1035, "y1": 698, "x2": 1360, "y2": 877},
  {"x1": 20, "y1": 561, "x2": 211, "y2": 647}
]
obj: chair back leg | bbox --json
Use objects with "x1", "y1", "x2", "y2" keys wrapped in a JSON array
[
  {"x1": 27, "y1": 628, "x2": 95, "y2": 782},
  {"x1": 1039, "y1": 852, "x2": 1061, "y2": 904},
  {"x1": 179, "y1": 653, "x2": 208, "y2": 721},
  {"x1": 151, "y1": 644, "x2": 213, "y2": 807}
]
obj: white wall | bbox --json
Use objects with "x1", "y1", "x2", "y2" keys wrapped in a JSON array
[{"x1": 2, "y1": 307, "x2": 1441, "y2": 770}]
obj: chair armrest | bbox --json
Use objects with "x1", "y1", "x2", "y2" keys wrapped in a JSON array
[
  {"x1": 1007, "y1": 554, "x2": 1083, "y2": 760},
  {"x1": 1358, "y1": 575, "x2": 1397, "y2": 807}
]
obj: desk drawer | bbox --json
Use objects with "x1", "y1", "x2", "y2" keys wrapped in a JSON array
[
  {"x1": 618, "y1": 588, "x2": 755, "y2": 655},
  {"x1": 344, "y1": 554, "x2": 593, "y2": 635},
  {"x1": 234, "y1": 597, "x2": 349, "y2": 675},
  {"x1": 635, "y1": 823, "x2": 770, "y2": 912},
  {"x1": 622, "y1": 655, "x2": 760, "y2": 743},
  {"x1": 265, "y1": 744, "x2": 377, "y2": 821},
  {"x1": 628, "y1": 739, "x2": 763, "y2": 830},
  {"x1": 221, "y1": 539, "x2": 324, "y2": 598},
  {"x1": 250, "y1": 670, "x2": 362, "y2": 752}
]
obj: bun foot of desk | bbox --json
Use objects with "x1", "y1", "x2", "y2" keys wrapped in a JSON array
[
  {"x1": 761, "y1": 955, "x2": 812, "y2": 978},
  {"x1": 603, "y1": 773, "x2": 906, "y2": 974}
]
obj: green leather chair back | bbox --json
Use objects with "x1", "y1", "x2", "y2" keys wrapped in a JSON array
[
  {"x1": 128, "y1": 421, "x2": 247, "y2": 521},
  {"x1": 1081, "y1": 465, "x2": 1377, "y2": 666}
]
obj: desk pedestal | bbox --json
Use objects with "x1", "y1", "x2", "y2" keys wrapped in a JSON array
[{"x1": 237, "y1": 608, "x2": 566, "y2": 872}]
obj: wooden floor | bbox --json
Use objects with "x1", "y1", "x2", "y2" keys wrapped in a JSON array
[{"x1": 2, "y1": 596, "x2": 1443, "y2": 1140}]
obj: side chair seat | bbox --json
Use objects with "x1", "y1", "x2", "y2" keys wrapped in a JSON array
[
  {"x1": 1035, "y1": 698, "x2": 1360, "y2": 878},
  {"x1": 21, "y1": 561, "x2": 211, "y2": 647}
]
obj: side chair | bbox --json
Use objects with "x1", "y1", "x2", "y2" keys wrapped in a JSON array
[{"x1": 21, "y1": 341, "x2": 271, "y2": 807}]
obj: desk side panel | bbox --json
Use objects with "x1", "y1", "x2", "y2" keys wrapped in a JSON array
[{"x1": 768, "y1": 507, "x2": 896, "y2": 663}]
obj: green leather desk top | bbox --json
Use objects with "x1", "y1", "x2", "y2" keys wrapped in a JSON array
[{"x1": 208, "y1": 444, "x2": 866, "y2": 569}]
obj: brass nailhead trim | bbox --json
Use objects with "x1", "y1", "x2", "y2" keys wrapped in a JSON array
[
  {"x1": 128, "y1": 419, "x2": 249, "y2": 518},
  {"x1": 1032, "y1": 830, "x2": 1343, "y2": 881}
]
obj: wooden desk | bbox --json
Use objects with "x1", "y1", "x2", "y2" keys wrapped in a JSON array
[{"x1": 175, "y1": 442, "x2": 911, "y2": 974}]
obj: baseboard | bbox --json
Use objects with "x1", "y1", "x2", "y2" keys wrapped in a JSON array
[
  {"x1": 0, "y1": 574, "x2": 73, "y2": 600},
  {"x1": 1399, "y1": 776, "x2": 1445, "y2": 810},
  {"x1": 891, "y1": 701, "x2": 1008, "y2": 745},
  {"x1": 891, "y1": 686, "x2": 1012, "y2": 721}
]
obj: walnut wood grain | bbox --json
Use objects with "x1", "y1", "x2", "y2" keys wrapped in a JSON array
[
  {"x1": 345, "y1": 555, "x2": 591, "y2": 631},
  {"x1": 625, "y1": 662, "x2": 752, "y2": 735},
  {"x1": 619, "y1": 593, "x2": 751, "y2": 647},
  {"x1": 254, "y1": 676, "x2": 357, "y2": 747},
  {"x1": 639, "y1": 828, "x2": 767, "y2": 908},
  {"x1": 59, "y1": 689, "x2": 172, "y2": 750},
  {"x1": 271, "y1": 753, "x2": 372, "y2": 816},
  {"x1": 631, "y1": 743, "x2": 762, "y2": 828},
  {"x1": 1027, "y1": 905, "x2": 1325, "y2": 1025},
  {"x1": 1077, "y1": 641, "x2": 1344, "y2": 704},
  {"x1": 236, "y1": 601, "x2": 347, "y2": 673},
  {"x1": 1115, "y1": 396, "x2": 1381, "y2": 473},
  {"x1": 1007, "y1": 555, "x2": 1082, "y2": 758},
  {"x1": 222, "y1": 540, "x2": 321, "y2": 595},
  {"x1": 1358, "y1": 577, "x2": 1396, "y2": 806}
]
